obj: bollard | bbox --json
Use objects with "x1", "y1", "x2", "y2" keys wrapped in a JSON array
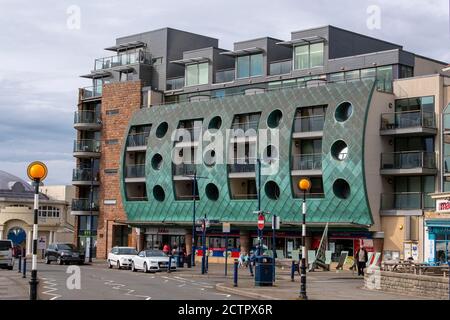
[
  {"x1": 22, "y1": 258, "x2": 27, "y2": 278},
  {"x1": 249, "y1": 260, "x2": 254, "y2": 277},
  {"x1": 18, "y1": 255, "x2": 22, "y2": 273},
  {"x1": 233, "y1": 259, "x2": 238, "y2": 287},
  {"x1": 167, "y1": 255, "x2": 172, "y2": 273},
  {"x1": 291, "y1": 260, "x2": 295, "y2": 282}
]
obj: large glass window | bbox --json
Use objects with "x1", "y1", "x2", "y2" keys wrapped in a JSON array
[
  {"x1": 294, "y1": 42, "x2": 324, "y2": 70},
  {"x1": 237, "y1": 54, "x2": 263, "y2": 78},
  {"x1": 376, "y1": 66, "x2": 393, "y2": 92},
  {"x1": 185, "y1": 62, "x2": 209, "y2": 86}
]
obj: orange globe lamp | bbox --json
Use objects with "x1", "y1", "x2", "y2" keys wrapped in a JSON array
[
  {"x1": 298, "y1": 178, "x2": 311, "y2": 191},
  {"x1": 27, "y1": 161, "x2": 48, "y2": 181}
]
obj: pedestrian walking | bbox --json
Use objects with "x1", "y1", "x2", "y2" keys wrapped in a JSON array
[
  {"x1": 355, "y1": 246, "x2": 368, "y2": 276},
  {"x1": 163, "y1": 244, "x2": 170, "y2": 255}
]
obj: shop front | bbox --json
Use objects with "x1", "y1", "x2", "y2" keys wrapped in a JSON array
[
  {"x1": 425, "y1": 220, "x2": 450, "y2": 264},
  {"x1": 144, "y1": 227, "x2": 186, "y2": 252}
]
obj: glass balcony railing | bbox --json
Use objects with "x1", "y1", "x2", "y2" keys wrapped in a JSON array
[
  {"x1": 230, "y1": 121, "x2": 259, "y2": 132},
  {"x1": 71, "y1": 198, "x2": 99, "y2": 211},
  {"x1": 380, "y1": 192, "x2": 423, "y2": 210},
  {"x1": 380, "y1": 151, "x2": 436, "y2": 170},
  {"x1": 127, "y1": 132, "x2": 149, "y2": 147},
  {"x1": 215, "y1": 69, "x2": 235, "y2": 83},
  {"x1": 292, "y1": 154, "x2": 322, "y2": 170},
  {"x1": 269, "y1": 60, "x2": 292, "y2": 76},
  {"x1": 73, "y1": 140, "x2": 101, "y2": 153},
  {"x1": 380, "y1": 110, "x2": 435, "y2": 130},
  {"x1": 74, "y1": 110, "x2": 101, "y2": 125},
  {"x1": 125, "y1": 164, "x2": 145, "y2": 178},
  {"x1": 444, "y1": 156, "x2": 450, "y2": 174},
  {"x1": 166, "y1": 77, "x2": 185, "y2": 90},
  {"x1": 81, "y1": 85, "x2": 102, "y2": 99},
  {"x1": 228, "y1": 158, "x2": 256, "y2": 173},
  {"x1": 94, "y1": 50, "x2": 151, "y2": 70},
  {"x1": 293, "y1": 115, "x2": 325, "y2": 133},
  {"x1": 172, "y1": 163, "x2": 196, "y2": 176},
  {"x1": 72, "y1": 168, "x2": 98, "y2": 182},
  {"x1": 175, "y1": 127, "x2": 202, "y2": 143}
]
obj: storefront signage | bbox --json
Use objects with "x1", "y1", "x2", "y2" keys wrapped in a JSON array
[
  {"x1": 436, "y1": 199, "x2": 450, "y2": 212},
  {"x1": 144, "y1": 228, "x2": 186, "y2": 235},
  {"x1": 222, "y1": 223, "x2": 230, "y2": 233}
]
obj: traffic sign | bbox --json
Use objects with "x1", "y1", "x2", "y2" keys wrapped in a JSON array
[
  {"x1": 257, "y1": 214, "x2": 265, "y2": 230},
  {"x1": 272, "y1": 215, "x2": 280, "y2": 230},
  {"x1": 222, "y1": 222, "x2": 231, "y2": 233}
]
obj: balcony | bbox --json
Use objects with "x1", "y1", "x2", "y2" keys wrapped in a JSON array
[
  {"x1": 380, "y1": 192, "x2": 432, "y2": 215},
  {"x1": 72, "y1": 168, "x2": 99, "y2": 186},
  {"x1": 125, "y1": 164, "x2": 145, "y2": 182},
  {"x1": 172, "y1": 163, "x2": 196, "y2": 177},
  {"x1": 74, "y1": 111, "x2": 101, "y2": 131},
  {"x1": 215, "y1": 69, "x2": 235, "y2": 84},
  {"x1": 81, "y1": 85, "x2": 102, "y2": 100},
  {"x1": 230, "y1": 121, "x2": 259, "y2": 132},
  {"x1": 293, "y1": 115, "x2": 324, "y2": 139},
  {"x1": 94, "y1": 50, "x2": 151, "y2": 70},
  {"x1": 126, "y1": 132, "x2": 149, "y2": 151},
  {"x1": 380, "y1": 110, "x2": 436, "y2": 136},
  {"x1": 73, "y1": 140, "x2": 101, "y2": 158},
  {"x1": 269, "y1": 60, "x2": 292, "y2": 76},
  {"x1": 228, "y1": 158, "x2": 256, "y2": 178},
  {"x1": 444, "y1": 156, "x2": 450, "y2": 176},
  {"x1": 175, "y1": 127, "x2": 202, "y2": 146},
  {"x1": 291, "y1": 154, "x2": 322, "y2": 176},
  {"x1": 380, "y1": 151, "x2": 436, "y2": 175},
  {"x1": 71, "y1": 198, "x2": 99, "y2": 215},
  {"x1": 231, "y1": 193, "x2": 258, "y2": 200},
  {"x1": 166, "y1": 77, "x2": 185, "y2": 91}
]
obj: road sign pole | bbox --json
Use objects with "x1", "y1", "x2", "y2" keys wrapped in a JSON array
[
  {"x1": 272, "y1": 214, "x2": 276, "y2": 282},
  {"x1": 225, "y1": 234, "x2": 228, "y2": 276}
]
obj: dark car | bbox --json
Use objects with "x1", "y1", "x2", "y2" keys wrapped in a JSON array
[{"x1": 45, "y1": 243, "x2": 84, "y2": 265}]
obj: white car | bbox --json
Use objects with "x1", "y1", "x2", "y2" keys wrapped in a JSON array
[
  {"x1": 0, "y1": 240, "x2": 14, "y2": 270},
  {"x1": 107, "y1": 246, "x2": 138, "y2": 269},
  {"x1": 131, "y1": 249, "x2": 176, "y2": 273}
]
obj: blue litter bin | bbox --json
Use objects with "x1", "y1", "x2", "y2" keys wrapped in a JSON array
[{"x1": 254, "y1": 256, "x2": 274, "y2": 286}]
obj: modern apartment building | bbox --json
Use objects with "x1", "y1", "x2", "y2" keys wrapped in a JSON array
[{"x1": 73, "y1": 25, "x2": 450, "y2": 263}]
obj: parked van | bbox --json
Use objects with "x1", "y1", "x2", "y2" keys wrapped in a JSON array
[{"x1": 0, "y1": 240, "x2": 14, "y2": 270}]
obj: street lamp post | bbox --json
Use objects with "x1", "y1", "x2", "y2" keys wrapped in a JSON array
[
  {"x1": 26, "y1": 161, "x2": 48, "y2": 301},
  {"x1": 191, "y1": 172, "x2": 197, "y2": 267},
  {"x1": 88, "y1": 157, "x2": 94, "y2": 263},
  {"x1": 298, "y1": 178, "x2": 311, "y2": 300},
  {"x1": 257, "y1": 158, "x2": 262, "y2": 256}
]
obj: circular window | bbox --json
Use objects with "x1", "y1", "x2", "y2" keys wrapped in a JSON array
[
  {"x1": 267, "y1": 109, "x2": 283, "y2": 128},
  {"x1": 205, "y1": 183, "x2": 219, "y2": 201},
  {"x1": 204, "y1": 149, "x2": 216, "y2": 166},
  {"x1": 151, "y1": 153, "x2": 163, "y2": 170},
  {"x1": 156, "y1": 122, "x2": 168, "y2": 138},
  {"x1": 333, "y1": 179, "x2": 351, "y2": 199},
  {"x1": 208, "y1": 116, "x2": 222, "y2": 130},
  {"x1": 265, "y1": 181, "x2": 280, "y2": 200},
  {"x1": 335, "y1": 102, "x2": 353, "y2": 122},
  {"x1": 331, "y1": 140, "x2": 348, "y2": 161},
  {"x1": 153, "y1": 185, "x2": 165, "y2": 202},
  {"x1": 263, "y1": 145, "x2": 278, "y2": 163}
]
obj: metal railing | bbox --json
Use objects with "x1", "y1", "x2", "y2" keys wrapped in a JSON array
[
  {"x1": 175, "y1": 194, "x2": 200, "y2": 201},
  {"x1": 231, "y1": 193, "x2": 258, "y2": 200},
  {"x1": 230, "y1": 121, "x2": 259, "y2": 132},
  {"x1": 293, "y1": 115, "x2": 325, "y2": 132},
  {"x1": 72, "y1": 168, "x2": 98, "y2": 182},
  {"x1": 295, "y1": 193, "x2": 325, "y2": 199},
  {"x1": 166, "y1": 77, "x2": 185, "y2": 90},
  {"x1": 292, "y1": 154, "x2": 322, "y2": 170},
  {"x1": 74, "y1": 110, "x2": 101, "y2": 125},
  {"x1": 71, "y1": 198, "x2": 99, "y2": 211},
  {"x1": 175, "y1": 126, "x2": 202, "y2": 143},
  {"x1": 228, "y1": 158, "x2": 256, "y2": 173},
  {"x1": 127, "y1": 132, "x2": 149, "y2": 147},
  {"x1": 125, "y1": 164, "x2": 145, "y2": 178},
  {"x1": 172, "y1": 163, "x2": 196, "y2": 176},
  {"x1": 126, "y1": 196, "x2": 148, "y2": 202},
  {"x1": 380, "y1": 151, "x2": 436, "y2": 170},
  {"x1": 380, "y1": 192, "x2": 433, "y2": 210},
  {"x1": 215, "y1": 69, "x2": 235, "y2": 83},
  {"x1": 73, "y1": 140, "x2": 101, "y2": 153},
  {"x1": 81, "y1": 85, "x2": 102, "y2": 99},
  {"x1": 380, "y1": 110, "x2": 435, "y2": 130},
  {"x1": 94, "y1": 50, "x2": 151, "y2": 70}
]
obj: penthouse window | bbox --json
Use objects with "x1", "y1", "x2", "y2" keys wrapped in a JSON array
[
  {"x1": 186, "y1": 62, "x2": 209, "y2": 86},
  {"x1": 294, "y1": 42, "x2": 324, "y2": 70},
  {"x1": 237, "y1": 53, "x2": 263, "y2": 79}
]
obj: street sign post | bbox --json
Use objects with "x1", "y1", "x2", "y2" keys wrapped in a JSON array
[
  {"x1": 257, "y1": 214, "x2": 265, "y2": 230},
  {"x1": 223, "y1": 222, "x2": 231, "y2": 276},
  {"x1": 271, "y1": 215, "x2": 280, "y2": 281}
]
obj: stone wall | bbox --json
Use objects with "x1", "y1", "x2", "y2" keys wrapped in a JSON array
[{"x1": 364, "y1": 270, "x2": 449, "y2": 299}]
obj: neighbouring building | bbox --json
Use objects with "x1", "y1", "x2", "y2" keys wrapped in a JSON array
[
  {"x1": 0, "y1": 170, "x2": 75, "y2": 255},
  {"x1": 73, "y1": 25, "x2": 450, "y2": 263}
]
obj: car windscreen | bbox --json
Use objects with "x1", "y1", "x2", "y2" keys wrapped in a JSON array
[
  {"x1": 0, "y1": 241, "x2": 12, "y2": 251},
  {"x1": 145, "y1": 250, "x2": 165, "y2": 257},
  {"x1": 118, "y1": 248, "x2": 137, "y2": 255},
  {"x1": 57, "y1": 244, "x2": 75, "y2": 250}
]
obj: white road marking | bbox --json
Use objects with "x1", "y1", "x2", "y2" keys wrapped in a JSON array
[
  {"x1": 104, "y1": 280, "x2": 151, "y2": 300},
  {"x1": 41, "y1": 277, "x2": 62, "y2": 300}
]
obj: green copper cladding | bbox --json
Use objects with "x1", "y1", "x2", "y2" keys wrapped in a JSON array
[{"x1": 121, "y1": 79, "x2": 376, "y2": 226}]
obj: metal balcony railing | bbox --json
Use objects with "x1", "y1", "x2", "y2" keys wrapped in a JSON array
[
  {"x1": 231, "y1": 193, "x2": 258, "y2": 200},
  {"x1": 72, "y1": 168, "x2": 98, "y2": 182},
  {"x1": 228, "y1": 158, "x2": 256, "y2": 173},
  {"x1": 94, "y1": 50, "x2": 151, "y2": 70},
  {"x1": 71, "y1": 198, "x2": 99, "y2": 211},
  {"x1": 380, "y1": 110, "x2": 435, "y2": 130},
  {"x1": 81, "y1": 85, "x2": 102, "y2": 99},
  {"x1": 292, "y1": 154, "x2": 322, "y2": 170},
  {"x1": 126, "y1": 196, "x2": 148, "y2": 202},
  {"x1": 380, "y1": 192, "x2": 433, "y2": 210},
  {"x1": 74, "y1": 110, "x2": 101, "y2": 125},
  {"x1": 380, "y1": 151, "x2": 436, "y2": 170},
  {"x1": 73, "y1": 140, "x2": 101, "y2": 153},
  {"x1": 127, "y1": 132, "x2": 149, "y2": 147},
  {"x1": 125, "y1": 164, "x2": 145, "y2": 178},
  {"x1": 230, "y1": 121, "x2": 259, "y2": 132},
  {"x1": 293, "y1": 115, "x2": 325, "y2": 132},
  {"x1": 174, "y1": 194, "x2": 200, "y2": 201},
  {"x1": 172, "y1": 163, "x2": 196, "y2": 176}
]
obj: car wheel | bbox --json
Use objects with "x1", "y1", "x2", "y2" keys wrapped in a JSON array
[
  {"x1": 108, "y1": 260, "x2": 112, "y2": 269},
  {"x1": 131, "y1": 262, "x2": 136, "y2": 272},
  {"x1": 57, "y1": 257, "x2": 63, "y2": 265},
  {"x1": 45, "y1": 256, "x2": 50, "y2": 264},
  {"x1": 144, "y1": 262, "x2": 149, "y2": 273},
  {"x1": 117, "y1": 261, "x2": 121, "y2": 270}
]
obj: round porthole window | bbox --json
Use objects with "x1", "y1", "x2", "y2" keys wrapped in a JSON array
[
  {"x1": 156, "y1": 122, "x2": 168, "y2": 138},
  {"x1": 208, "y1": 116, "x2": 222, "y2": 130},
  {"x1": 333, "y1": 179, "x2": 351, "y2": 199},
  {"x1": 267, "y1": 109, "x2": 283, "y2": 128},
  {"x1": 331, "y1": 140, "x2": 348, "y2": 161},
  {"x1": 151, "y1": 154, "x2": 163, "y2": 170},
  {"x1": 153, "y1": 185, "x2": 165, "y2": 202},
  {"x1": 265, "y1": 181, "x2": 280, "y2": 200},
  {"x1": 205, "y1": 183, "x2": 219, "y2": 201},
  {"x1": 335, "y1": 102, "x2": 353, "y2": 122}
]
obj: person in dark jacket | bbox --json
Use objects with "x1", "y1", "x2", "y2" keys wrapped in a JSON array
[{"x1": 355, "y1": 246, "x2": 369, "y2": 276}]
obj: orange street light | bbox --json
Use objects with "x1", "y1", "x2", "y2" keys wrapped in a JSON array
[
  {"x1": 298, "y1": 178, "x2": 311, "y2": 191},
  {"x1": 27, "y1": 161, "x2": 48, "y2": 182},
  {"x1": 298, "y1": 177, "x2": 310, "y2": 300}
]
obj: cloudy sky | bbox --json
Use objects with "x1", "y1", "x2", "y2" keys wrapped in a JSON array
[{"x1": 0, "y1": 0, "x2": 448, "y2": 185}]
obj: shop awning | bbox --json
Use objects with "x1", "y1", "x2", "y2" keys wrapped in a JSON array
[
  {"x1": 170, "y1": 57, "x2": 210, "y2": 65},
  {"x1": 105, "y1": 40, "x2": 146, "y2": 52},
  {"x1": 220, "y1": 47, "x2": 264, "y2": 57},
  {"x1": 276, "y1": 36, "x2": 326, "y2": 47}
]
